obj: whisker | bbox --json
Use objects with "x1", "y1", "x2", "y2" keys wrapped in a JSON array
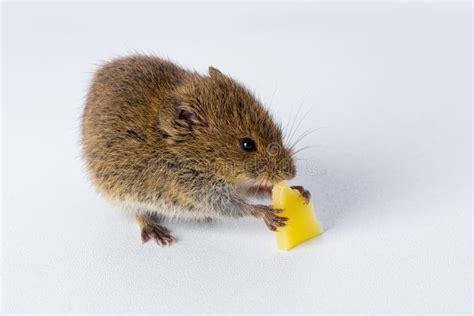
[
  {"x1": 291, "y1": 145, "x2": 319, "y2": 157},
  {"x1": 267, "y1": 80, "x2": 278, "y2": 109},
  {"x1": 285, "y1": 100, "x2": 305, "y2": 147},
  {"x1": 289, "y1": 127, "x2": 322, "y2": 151},
  {"x1": 282, "y1": 108, "x2": 294, "y2": 145},
  {"x1": 291, "y1": 106, "x2": 313, "y2": 142}
]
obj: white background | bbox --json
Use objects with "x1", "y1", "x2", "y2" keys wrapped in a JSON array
[{"x1": 2, "y1": 1, "x2": 472, "y2": 313}]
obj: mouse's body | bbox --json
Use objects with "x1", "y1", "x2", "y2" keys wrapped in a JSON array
[{"x1": 82, "y1": 55, "x2": 301, "y2": 246}]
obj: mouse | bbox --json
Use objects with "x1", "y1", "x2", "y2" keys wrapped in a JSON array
[{"x1": 82, "y1": 55, "x2": 309, "y2": 246}]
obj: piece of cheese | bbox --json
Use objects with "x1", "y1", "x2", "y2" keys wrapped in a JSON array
[{"x1": 273, "y1": 182, "x2": 323, "y2": 250}]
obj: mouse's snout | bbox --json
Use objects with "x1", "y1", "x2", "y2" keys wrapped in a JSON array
[
  {"x1": 254, "y1": 158, "x2": 295, "y2": 185},
  {"x1": 250, "y1": 143, "x2": 296, "y2": 185},
  {"x1": 281, "y1": 159, "x2": 296, "y2": 180},
  {"x1": 267, "y1": 143, "x2": 296, "y2": 179},
  {"x1": 274, "y1": 156, "x2": 296, "y2": 182}
]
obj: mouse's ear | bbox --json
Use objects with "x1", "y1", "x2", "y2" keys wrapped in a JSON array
[
  {"x1": 208, "y1": 66, "x2": 224, "y2": 78},
  {"x1": 175, "y1": 104, "x2": 208, "y2": 128},
  {"x1": 159, "y1": 97, "x2": 208, "y2": 140}
]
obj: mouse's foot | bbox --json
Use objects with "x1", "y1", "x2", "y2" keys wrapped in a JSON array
[
  {"x1": 290, "y1": 185, "x2": 311, "y2": 204},
  {"x1": 249, "y1": 205, "x2": 288, "y2": 231},
  {"x1": 135, "y1": 213, "x2": 175, "y2": 246}
]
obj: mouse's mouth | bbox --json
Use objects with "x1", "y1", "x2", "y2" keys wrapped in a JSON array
[
  {"x1": 236, "y1": 181, "x2": 274, "y2": 198},
  {"x1": 251, "y1": 185, "x2": 273, "y2": 196}
]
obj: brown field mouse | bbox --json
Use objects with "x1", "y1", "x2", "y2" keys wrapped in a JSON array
[{"x1": 82, "y1": 55, "x2": 308, "y2": 246}]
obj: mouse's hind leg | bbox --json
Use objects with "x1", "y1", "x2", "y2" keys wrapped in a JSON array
[{"x1": 135, "y1": 212, "x2": 175, "y2": 246}]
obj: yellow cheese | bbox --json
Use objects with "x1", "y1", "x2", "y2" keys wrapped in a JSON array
[{"x1": 273, "y1": 182, "x2": 323, "y2": 250}]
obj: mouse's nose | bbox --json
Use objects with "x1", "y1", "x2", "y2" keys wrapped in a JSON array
[
  {"x1": 270, "y1": 157, "x2": 295, "y2": 182},
  {"x1": 281, "y1": 159, "x2": 296, "y2": 180},
  {"x1": 265, "y1": 143, "x2": 296, "y2": 180}
]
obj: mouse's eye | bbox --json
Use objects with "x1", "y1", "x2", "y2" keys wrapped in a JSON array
[{"x1": 240, "y1": 137, "x2": 256, "y2": 152}]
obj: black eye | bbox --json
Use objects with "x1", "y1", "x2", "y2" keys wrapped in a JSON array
[{"x1": 240, "y1": 138, "x2": 256, "y2": 152}]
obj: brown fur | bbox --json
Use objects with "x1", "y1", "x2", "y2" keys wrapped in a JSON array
[{"x1": 82, "y1": 55, "x2": 296, "y2": 246}]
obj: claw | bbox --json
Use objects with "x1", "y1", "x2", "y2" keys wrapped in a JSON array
[
  {"x1": 136, "y1": 215, "x2": 176, "y2": 246},
  {"x1": 152, "y1": 232, "x2": 175, "y2": 247},
  {"x1": 262, "y1": 207, "x2": 288, "y2": 231},
  {"x1": 291, "y1": 185, "x2": 311, "y2": 204},
  {"x1": 141, "y1": 230, "x2": 151, "y2": 243},
  {"x1": 143, "y1": 226, "x2": 175, "y2": 246}
]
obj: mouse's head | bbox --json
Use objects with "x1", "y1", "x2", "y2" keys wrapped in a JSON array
[{"x1": 159, "y1": 66, "x2": 296, "y2": 189}]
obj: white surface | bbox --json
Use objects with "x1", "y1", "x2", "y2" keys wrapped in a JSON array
[{"x1": 2, "y1": 1, "x2": 472, "y2": 313}]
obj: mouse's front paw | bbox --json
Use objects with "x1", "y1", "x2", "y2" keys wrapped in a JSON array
[
  {"x1": 263, "y1": 209, "x2": 288, "y2": 231},
  {"x1": 290, "y1": 185, "x2": 311, "y2": 204},
  {"x1": 252, "y1": 205, "x2": 288, "y2": 231}
]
